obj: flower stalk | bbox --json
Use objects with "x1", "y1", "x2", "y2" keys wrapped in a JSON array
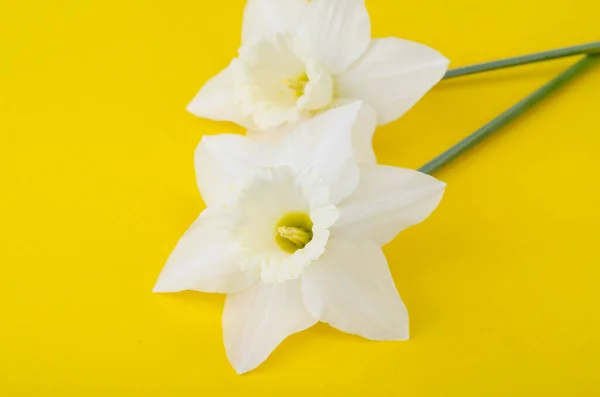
[
  {"x1": 443, "y1": 41, "x2": 600, "y2": 79},
  {"x1": 420, "y1": 55, "x2": 599, "y2": 175}
]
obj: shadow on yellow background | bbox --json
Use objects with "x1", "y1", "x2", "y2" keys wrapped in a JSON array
[{"x1": 1, "y1": 0, "x2": 599, "y2": 395}]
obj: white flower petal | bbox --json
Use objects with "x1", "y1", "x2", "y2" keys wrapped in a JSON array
[
  {"x1": 301, "y1": 238, "x2": 408, "y2": 340},
  {"x1": 281, "y1": 102, "x2": 363, "y2": 203},
  {"x1": 246, "y1": 122, "x2": 298, "y2": 141},
  {"x1": 336, "y1": 38, "x2": 450, "y2": 125},
  {"x1": 195, "y1": 103, "x2": 365, "y2": 207},
  {"x1": 251, "y1": 100, "x2": 377, "y2": 165},
  {"x1": 351, "y1": 101, "x2": 378, "y2": 164},
  {"x1": 297, "y1": 0, "x2": 371, "y2": 74},
  {"x1": 223, "y1": 280, "x2": 316, "y2": 374},
  {"x1": 331, "y1": 98, "x2": 378, "y2": 164},
  {"x1": 242, "y1": 0, "x2": 310, "y2": 44},
  {"x1": 186, "y1": 62, "x2": 252, "y2": 128},
  {"x1": 194, "y1": 134, "x2": 275, "y2": 206},
  {"x1": 153, "y1": 208, "x2": 258, "y2": 294},
  {"x1": 333, "y1": 165, "x2": 445, "y2": 246}
]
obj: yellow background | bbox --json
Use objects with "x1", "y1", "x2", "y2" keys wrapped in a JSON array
[{"x1": 2, "y1": 0, "x2": 599, "y2": 395}]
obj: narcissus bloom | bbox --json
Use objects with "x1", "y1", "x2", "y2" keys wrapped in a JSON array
[
  {"x1": 188, "y1": 0, "x2": 449, "y2": 131},
  {"x1": 154, "y1": 102, "x2": 446, "y2": 374}
]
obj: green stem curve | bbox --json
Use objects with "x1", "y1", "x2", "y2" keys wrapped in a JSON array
[
  {"x1": 420, "y1": 55, "x2": 599, "y2": 175},
  {"x1": 444, "y1": 42, "x2": 600, "y2": 79}
]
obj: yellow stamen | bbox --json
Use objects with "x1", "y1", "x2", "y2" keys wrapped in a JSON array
[
  {"x1": 277, "y1": 226, "x2": 312, "y2": 248},
  {"x1": 275, "y1": 212, "x2": 313, "y2": 253},
  {"x1": 285, "y1": 73, "x2": 309, "y2": 98}
]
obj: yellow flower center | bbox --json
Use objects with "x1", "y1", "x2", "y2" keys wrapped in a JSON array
[
  {"x1": 275, "y1": 212, "x2": 313, "y2": 253},
  {"x1": 285, "y1": 73, "x2": 309, "y2": 98}
]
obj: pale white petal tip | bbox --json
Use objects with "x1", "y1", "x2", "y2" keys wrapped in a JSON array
[
  {"x1": 226, "y1": 342, "x2": 277, "y2": 375},
  {"x1": 186, "y1": 94, "x2": 230, "y2": 121},
  {"x1": 184, "y1": 64, "x2": 246, "y2": 125},
  {"x1": 335, "y1": 100, "x2": 365, "y2": 121},
  {"x1": 337, "y1": 38, "x2": 451, "y2": 126},
  {"x1": 396, "y1": 326, "x2": 410, "y2": 341},
  {"x1": 152, "y1": 285, "x2": 170, "y2": 294},
  {"x1": 436, "y1": 179, "x2": 447, "y2": 190},
  {"x1": 186, "y1": 93, "x2": 221, "y2": 120},
  {"x1": 434, "y1": 181, "x2": 447, "y2": 198},
  {"x1": 151, "y1": 277, "x2": 178, "y2": 294},
  {"x1": 230, "y1": 360, "x2": 255, "y2": 376},
  {"x1": 185, "y1": 98, "x2": 202, "y2": 117},
  {"x1": 151, "y1": 285, "x2": 164, "y2": 294},
  {"x1": 223, "y1": 281, "x2": 316, "y2": 375}
]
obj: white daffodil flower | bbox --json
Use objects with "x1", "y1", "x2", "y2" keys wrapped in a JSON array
[
  {"x1": 154, "y1": 102, "x2": 445, "y2": 374},
  {"x1": 188, "y1": 0, "x2": 449, "y2": 132}
]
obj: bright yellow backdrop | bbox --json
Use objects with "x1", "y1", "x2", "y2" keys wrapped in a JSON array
[{"x1": 1, "y1": 0, "x2": 599, "y2": 395}]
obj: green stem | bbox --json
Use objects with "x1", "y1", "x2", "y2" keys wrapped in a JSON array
[
  {"x1": 419, "y1": 55, "x2": 599, "y2": 175},
  {"x1": 444, "y1": 42, "x2": 600, "y2": 79}
]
